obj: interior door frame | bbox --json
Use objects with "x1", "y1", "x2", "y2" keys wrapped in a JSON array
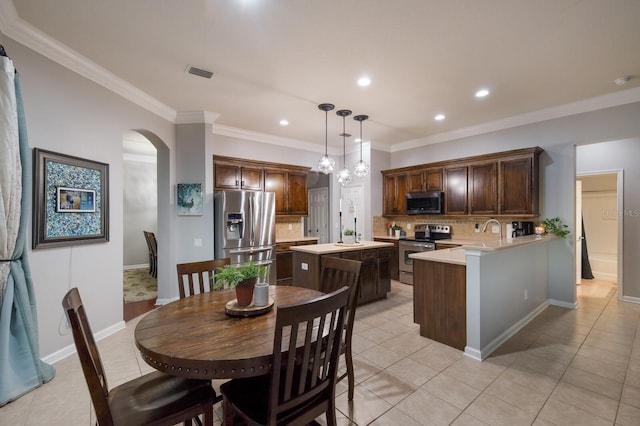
[{"x1": 576, "y1": 169, "x2": 624, "y2": 300}]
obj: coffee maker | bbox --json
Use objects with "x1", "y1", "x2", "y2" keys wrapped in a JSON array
[{"x1": 512, "y1": 221, "x2": 534, "y2": 237}]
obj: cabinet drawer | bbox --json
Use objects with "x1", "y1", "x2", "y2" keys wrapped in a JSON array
[
  {"x1": 341, "y1": 251, "x2": 361, "y2": 261},
  {"x1": 296, "y1": 240, "x2": 317, "y2": 246},
  {"x1": 276, "y1": 243, "x2": 293, "y2": 251},
  {"x1": 361, "y1": 250, "x2": 378, "y2": 261}
]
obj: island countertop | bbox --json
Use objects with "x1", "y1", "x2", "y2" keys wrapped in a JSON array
[
  {"x1": 409, "y1": 234, "x2": 557, "y2": 265},
  {"x1": 290, "y1": 240, "x2": 393, "y2": 255}
]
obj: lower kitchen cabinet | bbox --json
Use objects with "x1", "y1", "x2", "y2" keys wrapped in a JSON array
[
  {"x1": 373, "y1": 238, "x2": 399, "y2": 280},
  {"x1": 276, "y1": 240, "x2": 317, "y2": 286}
]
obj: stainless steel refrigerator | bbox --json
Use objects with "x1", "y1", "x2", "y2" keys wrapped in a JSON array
[{"x1": 214, "y1": 190, "x2": 276, "y2": 284}]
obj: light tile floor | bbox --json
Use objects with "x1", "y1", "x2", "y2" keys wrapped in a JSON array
[{"x1": 2, "y1": 278, "x2": 640, "y2": 425}]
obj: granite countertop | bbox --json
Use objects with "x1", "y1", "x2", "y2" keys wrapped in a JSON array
[
  {"x1": 290, "y1": 240, "x2": 393, "y2": 255},
  {"x1": 276, "y1": 236, "x2": 319, "y2": 244},
  {"x1": 409, "y1": 234, "x2": 558, "y2": 265}
]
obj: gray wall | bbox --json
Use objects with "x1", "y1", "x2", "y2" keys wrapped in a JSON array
[{"x1": 123, "y1": 157, "x2": 157, "y2": 266}]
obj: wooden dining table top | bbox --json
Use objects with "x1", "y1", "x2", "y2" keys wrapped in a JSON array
[{"x1": 134, "y1": 285, "x2": 323, "y2": 380}]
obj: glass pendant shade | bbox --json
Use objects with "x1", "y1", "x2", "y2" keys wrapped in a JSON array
[
  {"x1": 353, "y1": 160, "x2": 369, "y2": 177},
  {"x1": 353, "y1": 114, "x2": 369, "y2": 177},
  {"x1": 317, "y1": 103, "x2": 335, "y2": 174},
  {"x1": 336, "y1": 109, "x2": 352, "y2": 186}
]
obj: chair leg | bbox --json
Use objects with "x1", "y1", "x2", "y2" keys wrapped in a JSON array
[{"x1": 345, "y1": 346, "x2": 355, "y2": 400}]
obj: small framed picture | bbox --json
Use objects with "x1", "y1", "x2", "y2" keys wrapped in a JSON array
[
  {"x1": 56, "y1": 187, "x2": 96, "y2": 212},
  {"x1": 177, "y1": 183, "x2": 203, "y2": 216}
]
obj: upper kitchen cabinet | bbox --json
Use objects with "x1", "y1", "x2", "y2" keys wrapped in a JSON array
[
  {"x1": 213, "y1": 156, "x2": 310, "y2": 216},
  {"x1": 443, "y1": 166, "x2": 468, "y2": 215},
  {"x1": 469, "y1": 161, "x2": 498, "y2": 215},
  {"x1": 214, "y1": 157, "x2": 263, "y2": 191},
  {"x1": 499, "y1": 149, "x2": 542, "y2": 215},
  {"x1": 407, "y1": 168, "x2": 443, "y2": 193},
  {"x1": 264, "y1": 168, "x2": 309, "y2": 216},
  {"x1": 382, "y1": 172, "x2": 408, "y2": 215}
]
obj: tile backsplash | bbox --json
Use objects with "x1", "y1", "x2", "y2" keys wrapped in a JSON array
[
  {"x1": 374, "y1": 216, "x2": 541, "y2": 240},
  {"x1": 275, "y1": 217, "x2": 304, "y2": 239}
]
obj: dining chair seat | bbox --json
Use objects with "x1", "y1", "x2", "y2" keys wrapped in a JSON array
[
  {"x1": 62, "y1": 287, "x2": 217, "y2": 426},
  {"x1": 220, "y1": 286, "x2": 350, "y2": 426}
]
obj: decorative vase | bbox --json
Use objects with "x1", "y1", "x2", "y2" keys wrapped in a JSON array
[{"x1": 235, "y1": 277, "x2": 257, "y2": 306}]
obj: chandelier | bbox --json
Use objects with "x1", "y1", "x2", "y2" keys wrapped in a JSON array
[
  {"x1": 353, "y1": 114, "x2": 369, "y2": 177},
  {"x1": 336, "y1": 109, "x2": 352, "y2": 186}
]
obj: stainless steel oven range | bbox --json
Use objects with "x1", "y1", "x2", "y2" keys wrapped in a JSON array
[{"x1": 398, "y1": 224, "x2": 451, "y2": 285}]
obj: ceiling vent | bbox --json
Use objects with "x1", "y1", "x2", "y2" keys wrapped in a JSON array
[{"x1": 186, "y1": 65, "x2": 214, "y2": 79}]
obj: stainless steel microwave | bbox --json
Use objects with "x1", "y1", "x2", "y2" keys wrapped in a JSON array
[{"x1": 406, "y1": 191, "x2": 443, "y2": 214}]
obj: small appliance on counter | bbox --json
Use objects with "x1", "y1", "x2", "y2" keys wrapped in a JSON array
[{"x1": 511, "y1": 221, "x2": 534, "y2": 237}]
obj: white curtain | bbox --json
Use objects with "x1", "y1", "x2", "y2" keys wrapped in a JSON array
[{"x1": 0, "y1": 44, "x2": 55, "y2": 406}]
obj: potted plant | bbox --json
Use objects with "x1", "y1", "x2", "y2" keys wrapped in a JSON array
[
  {"x1": 392, "y1": 224, "x2": 402, "y2": 238},
  {"x1": 542, "y1": 217, "x2": 570, "y2": 238},
  {"x1": 343, "y1": 229, "x2": 356, "y2": 244},
  {"x1": 213, "y1": 261, "x2": 267, "y2": 306}
]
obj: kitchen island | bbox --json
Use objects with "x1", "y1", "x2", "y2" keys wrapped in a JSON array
[
  {"x1": 291, "y1": 240, "x2": 394, "y2": 305},
  {"x1": 410, "y1": 235, "x2": 560, "y2": 360}
]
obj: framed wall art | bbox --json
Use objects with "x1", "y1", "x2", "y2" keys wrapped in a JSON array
[
  {"x1": 33, "y1": 148, "x2": 109, "y2": 249},
  {"x1": 177, "y1": 183, "x2": 203, "y2": 216}
]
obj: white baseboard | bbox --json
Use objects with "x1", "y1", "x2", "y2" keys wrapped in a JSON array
[
  {"x1": 155, "y1": 297, "x2": 179, "y2": 306},
  {"x1": 621, "y1": 295, "x2": 640, "y2": 305},
  {"x1": 549, "y1": 298, "x2": 579, "y2": 309},
  {"x1": 42, "y1": 321, "x2": 126, "y2": 365},
  {"x1": 124, "y1": 264, "x2": 149, "y2": 271}
]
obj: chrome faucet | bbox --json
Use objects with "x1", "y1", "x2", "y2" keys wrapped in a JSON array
[{"x1": 481, "y1": 218, "x2": 502, "y2": 240}]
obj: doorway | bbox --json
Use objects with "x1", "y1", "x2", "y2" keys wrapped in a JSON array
[{"x1": 306, "y1": 171, "x2": 330, "y2": 243}]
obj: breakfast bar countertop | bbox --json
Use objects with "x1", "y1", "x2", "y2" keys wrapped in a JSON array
[{"x1": 290, "y1": 240, "x2": 393, "y2": 255}]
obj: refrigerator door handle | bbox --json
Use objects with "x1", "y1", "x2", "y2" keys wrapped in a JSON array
[
  {"x1": 249, "y1": 195, "x2": 255, "y2": 244},
  {"x1": 229, "y1": 247, "x2": 272, "y2": 254}
]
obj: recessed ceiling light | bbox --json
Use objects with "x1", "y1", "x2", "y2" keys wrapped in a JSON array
[
  {"x1": 475, "y1": 88, "x2": 490, "y2": 98},
  {"x1": 357, "y1": 76, "x2": 371, "y2": 87},
  {"x1": 279, "y1": 119, "x2": 289, "y2": 126},
  {"x1": 434, "y1": 114, "x2": 446, "y2": 121}
]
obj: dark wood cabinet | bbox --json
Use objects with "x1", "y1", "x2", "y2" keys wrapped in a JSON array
[
  {"x1": 382, "y1": 173, "x2": 408, "y2": 215},
  {"x1": 382, "y1": 147, "x2": 542, "y2": 217},
  {"x1": 499, "y1": 154, "x2": 539, "y2": 215},
  {"x1": 469, "y1": 162, "x2": 498, "y2": 215},
  {"x1": 276, "y1": 240, "x2": 317, "y2": 286},
  {"x1": 443, "y1": 166, "x2": 468, "y2": 215},
  {"x1": 414, "y1": 259, "x2": 466, "y2": 351},
  {"x1": 373, "y1": 238, "x2": 398, "y2": 280},
  {"x1": 214, "y1": 156, "x2": 310, "y2": 216},
  {"x1": 214, "y1": 162, "x2": 263, "y2": 190},
  {"x1": 292, "y1": 247, "x2": 391, "y2": 305},
  {"x1": 264, "y1": 169, "x2": 309, "y2": 215}
]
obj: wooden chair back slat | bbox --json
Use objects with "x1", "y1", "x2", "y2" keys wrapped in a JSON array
[{"x1": 176, "y1": 258, "x2": 231, "y2": 298}]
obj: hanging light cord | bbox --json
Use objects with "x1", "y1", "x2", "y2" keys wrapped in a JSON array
[
  {"x1": 359, "y1": 120, "x2": 363, "y2": 161},
  {"x1": 324, "y1": 109, "x2": 329, "y2": 155},
  {"x1": 342, "y1": 116, "x2": 347, "y2": 166}
]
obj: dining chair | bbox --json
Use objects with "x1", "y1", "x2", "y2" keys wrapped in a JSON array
[
  {"x1": 143, "y1": 230, "x2": 158, "y2": 278},
  {"x1": 62, "y1": 287, "x2": 218, "y2": 426},
  {"x1": 319, "y1": 256, "x2": 363, "y2": 401},
  {"x1": 220, "y1": 286, "x2": 350, "y2": 426},
  {"x1": 176, "y1": 258, "x2": 231, "y2": 298}
]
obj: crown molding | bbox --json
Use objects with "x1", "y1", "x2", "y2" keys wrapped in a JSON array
[
  {"x1": 393, "y1": 86, "x2": 640, "y2": 152},
  {"x1": 0, "y1": 1, "x2": 177, "y2": 122},
  {"x1": 176, "y1": 111, "x2": 220, "y2": 125}
]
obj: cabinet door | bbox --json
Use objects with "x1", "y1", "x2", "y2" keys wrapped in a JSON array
[
  {"x1": 444, "y1": 167, "x2": 468, "y2": 215},
  {"x1": 407, "y1": 170, "x2": 425, "y2": 193},
  {"x1": 382, "y1": 174, "x2": 397, "y2": 215},
  {"x1": 240, "y1": 166, "x2": 263, "y2": 190},
  {"x1": 214, "y1": 163, "x2": 240, "y2": 189},
  {"x1": 264, "y1": 170, "x2": 287, "y2": 214},
  {"x1": 394, "y1": 174, "x2": 408, "y2": 215},
  {"x1": 500, "y1": 156, "x2": 535, "y2": 214},
  {"x1": 358, "y1": 258, "x2": 378, "y2": 304},
  {"x1": 276, "y1": 250, "x2": 293, "y2": 286},
  {"x1": 425, "y1": 168, "x2": 443, "y2": 191},
  {"x1": 469, "y1": 162, "x2": 498, "y2": 215},
  {"x1": 287, "y1": 171, "x2": 309, "y2": 215}
]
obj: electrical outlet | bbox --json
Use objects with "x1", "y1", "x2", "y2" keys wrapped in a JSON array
[
  {"x1": 407, "y1": 223, "x2": 412, "y2": 230},
  {"x1": 301, "y1": 263, "x2": 308, "y2": 271},
  {"x1": 288, "y1": 224, "x2": 293, "y2": 230},
  {"x1": 492, "y1": 225, "x2": 500, "y2": 234},
  {"x1": 524, "y1": 289, "x2": 528, "y2": 300},
  {"x1": 475, "y1": 223, "x2": 479, "y2": 233}
]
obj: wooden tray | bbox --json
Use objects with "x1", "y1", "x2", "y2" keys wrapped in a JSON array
[{"x1": 225, "y1": 298, "x2": 274, "y2": 317}]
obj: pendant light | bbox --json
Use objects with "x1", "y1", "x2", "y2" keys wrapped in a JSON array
[
  {"x1": 317, "y1": 103, "x2": 335, "y2": 174},
  {"x1": 353, "y1": 114, "x2": 369, "y2": 177},
  {"x1": 336, "y1": 109, "x2": 352, "y2": 186}
]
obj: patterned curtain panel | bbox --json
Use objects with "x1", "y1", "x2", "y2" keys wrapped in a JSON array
[{"x1": 0, "y1": 45, "x2": 55, "y2": 406}]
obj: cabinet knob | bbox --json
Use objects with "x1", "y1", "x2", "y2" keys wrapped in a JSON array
[{"x1": 235, "y1": 180, "x2": 239, "y2": 186}]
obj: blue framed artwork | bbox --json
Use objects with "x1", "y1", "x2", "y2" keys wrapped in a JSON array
[
  {"x1": 177, "y1": 183, "x2": 203, "y2": 216},
  {"x1": 33, "y1": 148, "x2": 109, "y2": 249}
]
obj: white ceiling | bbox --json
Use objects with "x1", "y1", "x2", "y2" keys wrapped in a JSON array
[{"x1": 5, "y1": 0, "x2": 640, "y2": 153}]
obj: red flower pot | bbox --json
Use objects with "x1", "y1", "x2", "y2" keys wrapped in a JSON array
[{"x1": 235, "y1": 277, "x2": 257, "y2": 306}]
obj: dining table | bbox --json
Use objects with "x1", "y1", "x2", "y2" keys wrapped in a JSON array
[{"x1": 134, "y1": 285, "x2": 323, "y2": 380}]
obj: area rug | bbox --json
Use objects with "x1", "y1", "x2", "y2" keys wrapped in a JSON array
[{"x1": 123, "y1": 268, "x2": 157, "y2": 303}]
